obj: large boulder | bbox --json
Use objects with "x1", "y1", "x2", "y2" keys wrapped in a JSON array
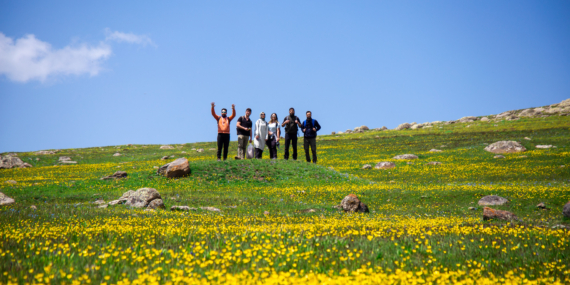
[
  {"x1": 483, "y1": 207, "x2": 518, "y2": 221},
  {"x1": 395, "y1": 123, "x2": 411, "y2": 131},
  {"x1": 410, "y1": 124, "x2": 422, "y2": 130},
  {"x1": 123, "y1": 188, "x2": 162, "y2": 208},
  {"x1": 0, "y1": 192, "x2": 15, "y2": 206},
  {"x1": 148, "y1": 199, "x2": 165, "y2": 209},
  {"x1": 160, "y1": 145, "x2": 174, "y2": 149},
  {"x1": 458, "y1": 116, "x2": 477, "y2": 123},
  {"x1": 559, "y1": 98, "x2": 570, "y2": 107},
  {"x1": 374, "y1": 161, "x2": 395, "y2": 169},
  {"x1": 157, "y1": 158, "x2": 190, "y2": 178},
  {"x1": 478, "y1": 195, "x2": 509, "y2": 206},
  {"x1": 100, "y1": 171, "x2": 128, "y2": 180},
  {"x1": 484, "y1": 141, "x2": 526, "y2": 154},
  {"x1": 393, "y1": 154, "x2": 418, "y2": 160},
  {"x1": 354, "y1": 126, "x2": 369, "y2": 132},
  {"x1": 480, "y1": 117, "x2": 490, "y2": 122},
  {"x1": 339, "y1": 194, "x2": 369, "y2": 213},
  {"x1": 0, "y1": 155, "x2": 32, "y2": 169},
  {"x1": 519, "y1": 108, "x2": 542, "y2": 117}
]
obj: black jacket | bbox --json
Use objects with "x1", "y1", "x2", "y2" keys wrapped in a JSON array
[{"x1": 302, "y1": 119, "x2": 321, "y2": 138}]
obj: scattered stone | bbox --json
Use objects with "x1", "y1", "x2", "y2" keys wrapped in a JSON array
[
  {"x1": 113, "y1": 153, "x2": 121, "y2": 156},
  {"x1": 5, "y1": 180, "x2": 17, "y2": 184},
  {"x1": 494, "y1": 155, "x2": 505, "y2": 159},
  {"x1": 60, "y1": 160, "x2": 77, "y2": 164},
  {"x1": 122, "y1": 188, "x2": 162, "y2": 208},
  {"x1": 98, "y1": 204, "x2": 108, "y2": 209},
  {"x1": 393, "y1": 154, "x2": 418, "y2": 160},
  {"x1": 36, "y1": 150, "x2": 57, "y2": 155},
  {"x1": 458, "y1": 116, "x2": 477, "y2": 123},
  {"x1": 395, "y1": 123, "x2": 411, "y2": 130},
  {"x1": 536, "y1": 202, "x2": 546, "y2": 209},
  {"x1": 160, "y1": 145, "x2": 174, "y2": 149},
  {"x1": 161, "y1": 156, "x2": 169, "y2": 160},
  {"x1": 93, "y1": 199, "x2": 106, "y2": 205},
  {"x1": 59, "y1": 156, "x2": 71, "y2": 162},
  {"x1": 362, "y1": 164, "x2": 372, "y2": 170},
  {"x1": 484, "y1": 141, "x2": 526, "y2": 154},
  {"x1": 153, "y1": 166, "x2": 159, "y2": 169},
  {"x1": 374, "y1": 161, "x2": 395, "y2": 169},
  {"x1": 478, "y1": 195, "x2": 509, "y2": 206},
  {"x1": 0, "y1": 155, "x2": 33, "y2": 169},
  {"x1": 263, "y1": 211, "x2": 270, "y2": 215},
  {"x1": 354, "y1": 125, "x2": 369, "y2": 132},
  {"x1": 429, "y1": 149, "x2": 442, "y2": 152},
  {"x1": 197, "y1": 149, "x2": 204, "y2": 153},
  {"x1": 524, "y1": 137, "x2": 531, "y2": 140},
  {"x1": 563, "y1": 201, "x2": 570, "y2": 218},
  {"x1": 345, "y1": 129, "x2": 353, "y2": 134},
  {"x1": 147, "y1": 199, "x2": 165, "y2": 209},
  {"x1": 300, "y1": 209, "x2": 316, "y2": 213},
  {"x1": 181, "y1": 151, "x2": 186, "y2": 154},
  {"x1": 209, "y1": 148, "x2": 216, "y2": 151},
  {"x1": 483, "y1": 207, "x2": 518, "y2": 221},
  {"x1": 157, "y1": 158, "x2": 190, "y2": 178},
  {"x1": 560, "y1": 165, "x2": 566, "y2": 168},
  {"x1": 480, "y1": 117, "x2": 489, "y2": 122},
  {"x1": 100, "y1": 171, "x2": 128, "y2": 180},
  {"x1": 340, "y1": 194, "x2": 369, "y2": 213},
  {"x1": 171, "y1": 205, "x2": 197, "y2": 211},
  {"x1": 468, "y1": 207, "x2": 477, "y2": 210},
  {"x1": 331, "y1": 131, "x2": 336, "y2": 135},
  {"x1": 30, "y1": 205, "x2": 37, "y2": 210},
  {"x1": 536, "y1": 145, "x2": 554, "y2": 149},
  {"x1": 410, "y1": 124, "x2": 422, "y2": 130},
  {"x1": 426, "y1": 161, "x2": 442, "y2": 165},
  {"x1": 0, "y1": 192, "x2": 15, "y2": 206},
  {"x1": 201, "y1": 206, "x2": 221, "y2": 212},
  {"x1": 144, "y1": 208, "x2": 155, "y2": 212},
  {"x1": 35, "y1": 158, "x2": 40, "y2": 161}
]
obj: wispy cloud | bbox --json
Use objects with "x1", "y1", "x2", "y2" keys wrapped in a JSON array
[
  {"x1": 105, "y1": 28, "x2": 155, "y2": 47},
  {"x1": 0, "y1": 29, "x2": 154, "y2": 83},
  {"x1": 0, "y1": 33, "x2": 112, "y2": 83}
]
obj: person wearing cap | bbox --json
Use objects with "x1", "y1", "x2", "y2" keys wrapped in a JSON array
[
  {"x1": 211, "y1": 102, "x2": 236, "y2": 161},
  {"x1": 254, "y1": 112, "x2": 268, "y2": 159}
]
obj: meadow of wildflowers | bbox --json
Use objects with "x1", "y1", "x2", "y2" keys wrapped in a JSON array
[{"x1": 1, "y1": 116, "x2": 569, "y2": 284}]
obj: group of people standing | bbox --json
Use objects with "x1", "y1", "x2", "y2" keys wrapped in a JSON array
[{"x1": 211, "y1": 103, "x2": 322, "y2": 163}]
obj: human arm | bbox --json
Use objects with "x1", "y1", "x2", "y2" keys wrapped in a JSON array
[
  {"x1": 296, "y1": 116, "x2": 303, "y2": 128},
  {"x1": 314, "y1": 120, "x2": 321, "y2": 132},
  {"x1": 276, "y1": 124, "x2": 280, "y2": 142},
  {"x1": 229, "y1": 104, "x2": 236, "y2": 120},
  {"x1": 255, "y1": 120, "x2": 260, "y2": 140},
  {"x1": 211, "y1": 103, "x2": 219, "y2": 120},
  {"x1": 281, "y1": 116, "x2": 289, "y2": 127}
]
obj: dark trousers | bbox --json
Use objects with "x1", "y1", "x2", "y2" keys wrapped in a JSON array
[
  {"x1": 255, "y1": 148, "x2": 263, "y2": 159},
  {"x1": 266, "y1": 137, "x2": 277, "y2": 159},
  {"x1": 304, "y1": 137, "x2": 317, "y2": 163},
  {"x1": 217, "y1": 133, "x2": 230, "y2": 160},
  {"x1": 284, "y1": 133, "x2": 297, "y2": 160}
]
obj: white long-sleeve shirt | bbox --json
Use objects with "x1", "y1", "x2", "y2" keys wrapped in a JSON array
[{"x1": 254, "y1": 119, "x2": 268, "y2": 150}]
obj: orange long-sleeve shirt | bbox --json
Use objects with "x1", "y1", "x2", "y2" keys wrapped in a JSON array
[{"x1": 211, "y1": 106, "x2": 236, "y2": 134}]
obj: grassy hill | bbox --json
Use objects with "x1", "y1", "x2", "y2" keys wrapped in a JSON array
[{"x1": 1, "y1": 115, "x2": 569, "y2": 284}]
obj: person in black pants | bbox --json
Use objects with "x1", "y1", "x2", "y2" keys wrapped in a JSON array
[
  {"x1": 211, "y1": 102, "x2": 236, "y2": 161},
  {"x1": 301, "y1": 111, "x2": 322, "y2": 163},
  {"x1": 281, "y1": 108, "x2": 302, "y2": 160}
]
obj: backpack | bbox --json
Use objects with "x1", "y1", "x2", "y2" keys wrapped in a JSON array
[
  {"x1": 284, "y1": 115, "x2": 298, "y2": 135},
  {"x1": 302, "y1": 119, "x2": 315, "y2": 129}
]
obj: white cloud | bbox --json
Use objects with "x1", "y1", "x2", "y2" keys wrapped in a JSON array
[
  {"x1": 105, "y1": 29, "x2": 155, "y2": 47},
  {"x1": 0, "y1": 33, "x2": 112, "y2": 83}
]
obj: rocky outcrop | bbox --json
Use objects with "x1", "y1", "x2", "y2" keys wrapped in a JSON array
[
  {"x1": 362, "y1": 164, "x2": 372, "y2": 170},
  {"x1": 484, "y1": 141, "x2": 526, "y2": 154},
  {"x1": 339, "y1": 194, "x2": 369, "y2": 213},
  {"x1": 354, "y1": 126, "x2": 369, "y2": 132},
  {"x1": 157, "y1": 158, "x2": 190, "y2": 178},
  {"x1": 483, "y1": 207, "x2": 518, "y2": 221},
  {"x1": 374, "y1": 162, "x2": 395, "y2": 169},
  {"x1": 393, "y1": 154, "x2": 418, "y2": 160},
  {"x1": 478, "y1": 195, "x2": 509, "y2": 206},
  {"x1": 36, "y1": 150, "x2": 57, "y2": 155},
  {"x1": 458, "y1": 116, "x2": 477, "y2": 123},
  {"x1": 118, "y1": 188, "x2": 163, "y2": 209},
  {"x1": 0, "y1": 192, "x2": 15, "y2": 206},
  {"x1": 100, "y1": 171, "x2": 128, "y2": 180},
  {"x1": 0, "y1": 155, "x2": 32, "y2": 169},
  {"x1": 160, "y1": 145, "x2": 174, "y2": 149},
  {"x1": 395, "y1": 123, "x2": 411, "y2": 131}
]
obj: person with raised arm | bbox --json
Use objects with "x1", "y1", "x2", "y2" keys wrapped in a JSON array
[{"x1": 211, "y1": 102, "x2": 236, "y2": 161}]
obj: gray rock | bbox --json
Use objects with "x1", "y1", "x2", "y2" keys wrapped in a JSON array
[
  {"x1": 100, "y1": 171, "x2": 128, "y2": 180},
  {"x1": 374, "y1": 161, "x2": 395, "y2": 169},
  {"x1": 426, "y1": 161, "x2": 442, "y2": 165},
  {"x1": 362, "y1": 164, "x2": 372, "y2": 170},
  {"x1": 124, "y1": 188, "x2": 161, "y2": 208},
  {"x1": 148, "y1": 199, "x2": 165, "y2": 209},
  {"x1": 331, "y1": 132, "x2": 336, "y2": 135},
  {"x1": 468, "y1": 207, "x2": 477, "y2": 210},
  {"x1": 59, "y1": 156, "x2": 72, "y2": 162},
  {"x1": 458, "y1": 116, "x2": 477, "y2": 123},
  {"x1": 395, "y1": 123, "x2": 411, "y2": 130},
  {"x1": 160, "y1": 145, "x2": 174, "y2": 149},
  {"x1": 5, "y1": 180, "x2": 17, "y2": 184},
  {"x1": 563, "y1": 201, "x2": 570, "y2": 218},
  {"x1": 340, "y1": 194, "x2": 369, "y2": 213},
  {"x1": 354, "y1": 125, "x2": 369, "y2": 132},
  {"x1": 536, "y1": 145, "x2": 554, "y2": 149},
  {"x1": 0, "y1": 192, "x2": 15, "y2": 206},
  {"x1": 536, "y1": 202, "x2": 546, "y2": 209},
  {"x1": 410, "y1": 124, "x2": 422, "y2": 130},
  {"x1": 98, "y1": 204, "x2": 108, "y2": 209},
  {"x1": 197, "y1": 149, "x2": 204, "y2": 152},
  {"x1": 200, "y1": 206, "x2": 221, "y2": 212},
  {"x1": 157, "y1": 158, "x2": 190, "y2": 178},
  {"x1": 60, "y1": 161, "x2": 77, "y2": 164},
  {"x1": 494, "y1": 155, "x2": 505, "y2": 159},
  {"x1": 429, "y1": 149, "x2": 442, "y2": 152},
  {"x1": 0, "y1": 155, "x2": 32, "y2": 169},
  {"x1": 113, "y1": 153, "x2": 121, "y2": 157},
  {"x1": 171, "y1": 205, "x2": 197, "y2": 211},
  {"x1": 483, "y1": 207, "x2": 518, "y2": 221},
  {"x1": 393, "y1": 154, "x2": 418, "y2": 160},
  {"x1": 30, "y1": 205, "x2": 37, "y2": 210},
  {"x1": 161, "y1": 156, "x2": 169, "y2": 160},
  {"x1": 36, "y1": 150, "x2": 57, "y2": 155},
  {"x1": 484, "y1": 141, "x2": 526, "y2": 154},
  {"x1": 478, "y1": 195, "x2": 509, "y2": 206},
  {"x1": 480, "y1": 117, "x2": 489, "y2": 122}
]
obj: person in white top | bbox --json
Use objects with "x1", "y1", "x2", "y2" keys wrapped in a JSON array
[
  {"x1": 254, "y1": 112, "x2": 268, "y2": 159},
  {"x1": 266, "y1": 113, "x2": 281, "y2": 159}
]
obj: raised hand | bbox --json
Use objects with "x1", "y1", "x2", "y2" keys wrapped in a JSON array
[
  {"x1": 232, "y1": 104, "x2": 235, "y2": 109},
  {"x1": 211, "y1": 102, "x2": 215, "y2": 107}
]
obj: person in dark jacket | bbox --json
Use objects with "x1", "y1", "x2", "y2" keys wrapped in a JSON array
[
  {"x1": 301, "y1": 111, "x2": 321, "y2": 163},
  {"x1": 281, "y1": 108, "x2": 302, "y2": 160}
]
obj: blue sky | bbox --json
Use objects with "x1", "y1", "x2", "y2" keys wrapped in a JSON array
[{"x1": 1, "y1": 1, "x2": 569, "y2": 152}]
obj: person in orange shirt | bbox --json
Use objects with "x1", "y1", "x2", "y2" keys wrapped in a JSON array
[{"x1": 211, "y1": 102, "x2": 236, "y2": 161}]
